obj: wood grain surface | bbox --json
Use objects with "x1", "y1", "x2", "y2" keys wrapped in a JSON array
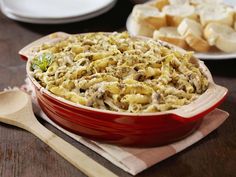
[{"x1": 0, "y1": 1, "x2": 236, "y2": 177}]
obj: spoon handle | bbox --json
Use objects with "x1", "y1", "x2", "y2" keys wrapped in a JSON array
[{"x1": 26, "y1": 118, "x2": 117, "y2": 177}]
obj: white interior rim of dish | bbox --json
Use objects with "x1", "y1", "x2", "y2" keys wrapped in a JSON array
[{"x1": 1, "y1": 0, "x2": 116, "y2": 19}]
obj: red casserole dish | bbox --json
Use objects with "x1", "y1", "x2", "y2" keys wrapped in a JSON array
[{"x1": 19, "y1": 32, "x2": 228, "y2": 147}]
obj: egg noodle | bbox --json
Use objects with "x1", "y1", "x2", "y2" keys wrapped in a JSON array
[{"x1": 31, "y1": 32, "x2": 208, "y2": 113}]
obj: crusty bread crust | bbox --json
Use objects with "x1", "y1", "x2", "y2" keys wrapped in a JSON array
[
  {"x1": 153, "y1": 28, "x2": 189, "y2": 49},
  {"x1": 204, "y1": 23, "x2": 236, "y2": 52},
  {"x1": 184, "y1": 31, "x2": 210, "y2": 52},
  {"x1": 166, "y1": 14, "x2": 197, "y2": 27},
  {"x1": 158, "y1": 36, "x2": 189, "y2": 49},
  {"x1": 178, "y1": 18, "x2": 210, "y2": 52},
  {"x1": 144, "y1": 16, "x2": 167, "y2": 29},
  {"x1": 153, "y1": 0, "x2": 169, "y2": 10}
]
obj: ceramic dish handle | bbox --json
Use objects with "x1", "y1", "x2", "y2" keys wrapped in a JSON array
[
  {"x1": 19, "y1": 32, "x2": 70, "y2": 60},
  {"x1": 172, "y1": 84, "x2": 228, "y2": 119}
]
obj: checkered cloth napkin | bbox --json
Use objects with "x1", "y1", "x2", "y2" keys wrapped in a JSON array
[{"x1": 16, "y1": 78, "x2": 229, "y2": 175}]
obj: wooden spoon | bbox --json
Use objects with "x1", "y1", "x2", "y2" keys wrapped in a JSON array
[{"x1": 0, "y1": 90, "x2": 117, "y2": 177}]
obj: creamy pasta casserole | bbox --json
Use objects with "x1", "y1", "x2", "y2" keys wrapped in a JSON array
[{"x1": 31, "y1": 32, "x2": 209, "y2": 113}]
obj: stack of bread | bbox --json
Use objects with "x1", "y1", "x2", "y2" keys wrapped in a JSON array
[{"x1": 130, "y1": 0, "x2": 236, "y2": 53}]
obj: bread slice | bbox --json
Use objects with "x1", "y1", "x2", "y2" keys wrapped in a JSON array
[
  {"x1": 178, "y1": 18, "x2": 202, "y2": 37},
  {"x1": 178, "y1": 18, "x2": 210, "y2": 52},
  {"x1": 153, "y1": 0, "x2": 169, "y2": 10},
  {"x1": 204, "y1": 23, "x2": 236, "y2": 52},
  {"x1": 162, "y1": 4, "x2": 197, "y2": 26},
  {"x1": 129, "y1": 16, "x2": 155, "y2": 37},
  {"x1": 153, "y1": 27, "x2": 189, "y2": 49},
  {"x1": 132, "y1": 4, "x2": 166, "y2": 29},
  {"x1": 196, "y1": 4, "x2": 234, "y2": 26}
]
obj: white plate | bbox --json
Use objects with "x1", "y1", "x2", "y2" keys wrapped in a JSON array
[
  {"x1": 0, "y1": 0, "x2": 117, "y2": 24},
  {"x1": 193, "y1": 51, "x2": 236, "y2": 60},
  {"x1": 126, "y1": 2, "x2": 236, "y2": 60},
  {"x1": 1, "y1": 0, "x2": 116, "y2": 19}
]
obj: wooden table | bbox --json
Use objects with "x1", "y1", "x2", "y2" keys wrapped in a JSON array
[{"x1": 0, "y1": 1, "x2": 236, "y2": 177}]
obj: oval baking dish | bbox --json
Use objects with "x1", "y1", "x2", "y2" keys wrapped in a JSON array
[{"x1": 19, "y1": 32, "x2": 228, "y2": 146}]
